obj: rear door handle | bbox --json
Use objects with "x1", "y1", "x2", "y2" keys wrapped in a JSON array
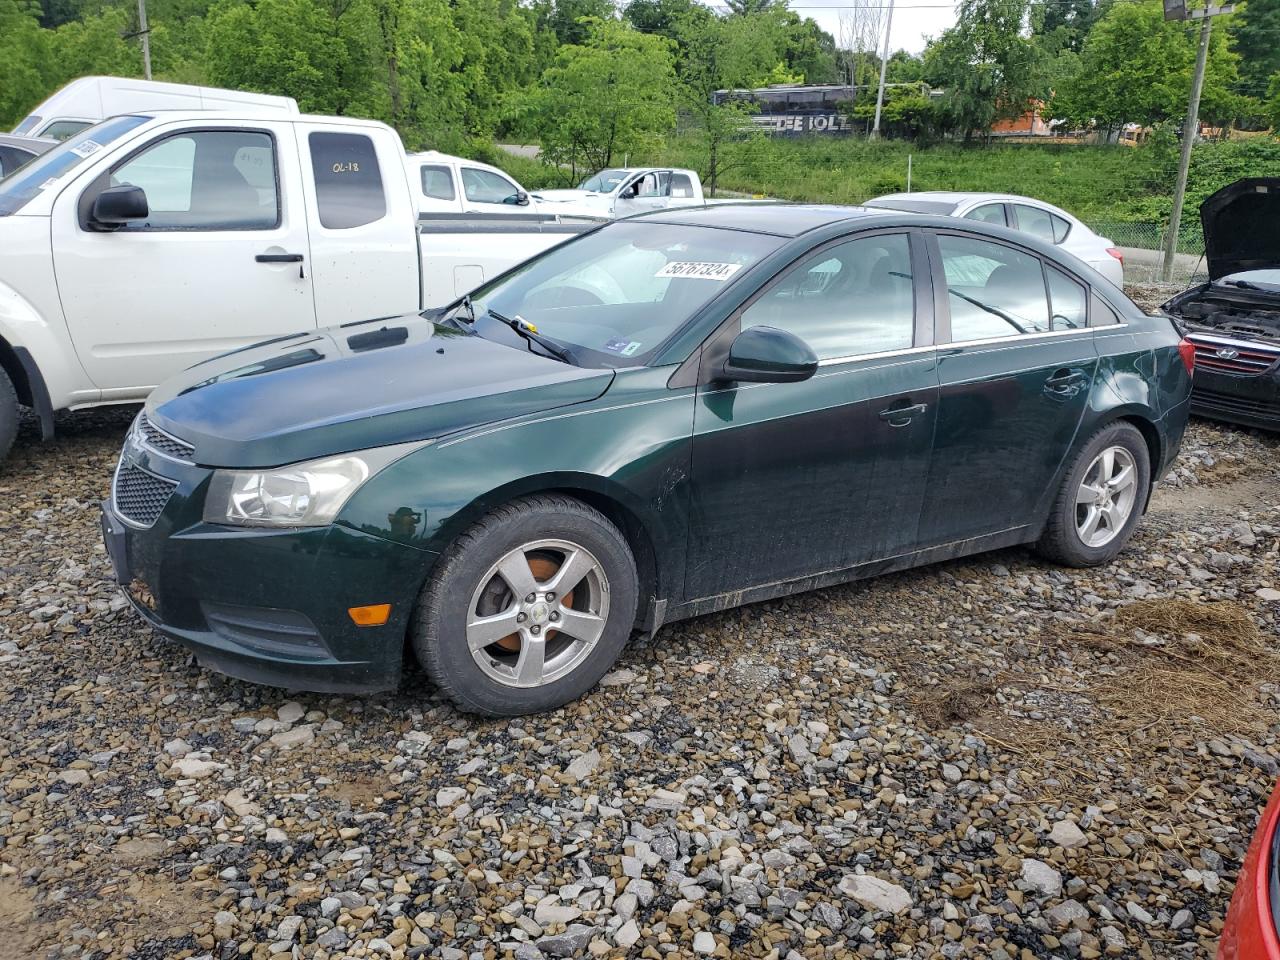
[
  {"x1": 878, "y1": 402, "x2": 928, "y2": 426},
  {"x1": 1044, "y1": 368, "x2": 1086, "y2": 395},
  {"x1": 256, "y1": 252, "x2": 305, "y2": 278}
]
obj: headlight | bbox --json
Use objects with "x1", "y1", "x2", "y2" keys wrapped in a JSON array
[{"x1": 203, "y1": 441, "x2": 427, "y2": 527}]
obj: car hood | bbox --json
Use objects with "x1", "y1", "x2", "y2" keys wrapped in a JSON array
[
  {"x1": 1201, "y1": 178, "x2": 1280, "y2": 280},
  {"x1": 146, "y1": 315, "x2": 614, "y2": 469}
]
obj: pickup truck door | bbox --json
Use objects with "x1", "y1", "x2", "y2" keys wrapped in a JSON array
[
  {"x1": 51, "y1": 119, "x2": 318, "y2": 394},
  {"x1": 459, "y1": 165, "x2": 536, "y2": 215},
  {"x1": 614, "y1": 171, "x2": 671, "y2": 216},
  {"x1": 296, "y1": 123, "x2": 422, "y2": 326}
]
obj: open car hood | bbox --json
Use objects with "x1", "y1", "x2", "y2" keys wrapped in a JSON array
[{"x1": 1201, "y1": 178, "x2": 1280, "y2": 280}]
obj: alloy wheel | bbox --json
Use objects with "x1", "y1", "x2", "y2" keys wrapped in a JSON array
[
  {"x1": 466, "y1": 539, "x2": 610, "y2": 688},
  {"x1": 1075, "y1": 445, "x2": 1138, "y2": 548}
]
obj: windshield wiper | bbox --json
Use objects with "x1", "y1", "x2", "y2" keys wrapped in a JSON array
[
  {"x1": 486, "y1": 308, "x2": 576, "y2": 365},
  {"x1": 947, "y1": 287, "x2": 1028, "y2": 334},
  {"x1": 1223, "y1": 278, "x2": 1266, "y2": 291}
]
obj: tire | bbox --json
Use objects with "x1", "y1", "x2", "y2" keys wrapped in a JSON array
[
  {"x1": 411, "y1": 494, "x2": 638, "y2": 716},
  {"x1": 0, "y1": 366, "x2": 18, "y2": 465},
  {"x1": 1035, "y1": 421, "x2": 1151, "y2": 568}
]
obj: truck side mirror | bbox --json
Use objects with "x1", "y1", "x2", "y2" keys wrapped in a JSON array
[
  {"x1": 91, "y1": 184, "x2": 148, "y2": 228},
  {"x1": 505, "y1": 191, "x2": 530, "y2": 207}
]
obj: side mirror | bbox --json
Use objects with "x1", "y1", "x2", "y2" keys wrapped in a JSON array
[
  {"x1": 721, "y1": 326, "x2": 818, "y2": 383},
  {"x1": 91, "y1": 184, "x2": 148, "y2": 227},
  {"x1": 505, "y1": 191, "x2": 530, "y2": 207}
]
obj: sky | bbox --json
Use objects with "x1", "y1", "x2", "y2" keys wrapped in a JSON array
[{"x1": 788, "y1": 2, "x2": 959, "y2": 55}]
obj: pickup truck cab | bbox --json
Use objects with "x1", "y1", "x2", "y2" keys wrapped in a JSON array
[
  {"x1": 535, "y1": 167, "x2": 705, "y2": 218},
  {"x1": 405, "y1": 150, "x2": 540, "y2": 216},
  {"x1": 0, "y1": 112, "x2": 597, "y2": 461},
  {"x1": 11, "y1": 76, "x2": 299, "y2": 141}
]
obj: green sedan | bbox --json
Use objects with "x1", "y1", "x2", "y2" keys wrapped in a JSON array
[{"x1": 101, "y1": 205, "x2": 1194, "y2": 715}]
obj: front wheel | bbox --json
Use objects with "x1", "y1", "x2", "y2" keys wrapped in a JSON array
[
  {"x1": 411, "y1": 495, "x2": 638, "y2": 716},
  {"x1": 1035, "y1": 421, "x2": 1151, "y2": 567}
]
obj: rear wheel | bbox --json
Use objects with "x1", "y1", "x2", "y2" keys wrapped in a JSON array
[
  {"x1": 1035, "y1": 421, "x2": 1150, "y2": 567},
  {"x1": 0, "y1": 366, "x2": 18, "y2": 464},
  {"x1": 411, "y1": 495, "x2": 638, "y2": 716}
]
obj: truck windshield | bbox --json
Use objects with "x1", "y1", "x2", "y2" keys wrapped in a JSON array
[
  {"x1": 578, "y1": 169, "x2": 629, "y2": 192},
  {"x1": 0, "y1": 115, "x2": 149, "y2": 216},
  {"x1": 468, "y1": 220, "x2": 782, "y2": 368}
]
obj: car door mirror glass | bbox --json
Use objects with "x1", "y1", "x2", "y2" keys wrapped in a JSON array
[
  {"x1": 721, "y1": 326, "x2": 818, "y2": 383},
  {"x1": 91, "y1": 184, "x2": 149, "y2": 227},
  {"x1": 505, "y1": 191, "x2": 530, "y2": 206}
]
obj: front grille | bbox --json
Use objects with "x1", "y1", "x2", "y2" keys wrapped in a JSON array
[
  {"x1": 138, "y1": 413, "x2": 194, "y2": 461},
  {"x1": 1192, "y1": 387, "x2": 1280, "y2": 420},
  {"x1": 1189, "y1": 337, "x2": 1280, "y2": 376},
  {"x1": 114, "y1": 464, "x2": 177, "y2": 527}
]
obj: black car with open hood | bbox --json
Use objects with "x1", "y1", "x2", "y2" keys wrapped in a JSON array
[{"x1": 1163, "y1": 178, "x2": 1280, "y2": 431}]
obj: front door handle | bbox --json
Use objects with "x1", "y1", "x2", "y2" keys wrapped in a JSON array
[
  {"x1": 256, "y1": 252, "x2": 305, "y2": 278},
  {"x1": 878, "y1": 402, "x2": 928, "y2": 426}
]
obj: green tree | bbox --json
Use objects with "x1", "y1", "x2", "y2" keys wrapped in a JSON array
[
  {"x1": 672, "y1": 10, "x2": 785, "y2": 194},
  {"x1": 923, "y1": 0, "x2": 1046, "y2": 139},
  {"x1": 1051, "y1": 0, "x2": 1240, "y2": 132},
  {"x1": 526, "y1": 17, "x2": 676, "y2": 178},
  {"x1": 624, "y1": 0, "x2": 709, "y2": 39},
  {"x1": 1232, "y1": 0, "x2": 1280, "y2": 99},
  {"x1": 1, "y1": 0, "x2": 56, "y2": 127}
]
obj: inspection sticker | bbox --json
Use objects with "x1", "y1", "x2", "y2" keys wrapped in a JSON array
[
  {"x1": 603, "y1": 337, "x2": 644, "y2": 356},
  {"x1": 69, "y1": 139, "x2": 103, "y2": 159},
  {"x1": 656, "y1": 261, "x2": 743, "y2": 281}
]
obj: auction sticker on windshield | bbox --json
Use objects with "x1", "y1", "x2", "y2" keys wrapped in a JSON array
[
  {"x1": 656, "y1": 261, "x2": 744, "y2": 281},
  {"x1": 69, "y1": 140, "x2": 103, "y2": 159}
]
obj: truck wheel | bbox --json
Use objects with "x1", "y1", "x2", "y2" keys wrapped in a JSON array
[
  {"x1": 1035, "y1": 421, "x2": 1150, "y2": 568},
  {"x1": 411, "y1": 495, "x2": 638, "y2": 716},
  {"x1": 0, "y1": 366, "x2": 18, "y2": 464}
]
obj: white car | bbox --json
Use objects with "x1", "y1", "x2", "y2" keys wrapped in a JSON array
[
  {"x1": 535, "y1": 167, "x2": 707, "y2": 219},
  {"x1": 405, "y1": 151, "x2": 544, "y2": 216},
  {"x1": 864, "y1": 192, "x2": 1125, "y2": 287}
]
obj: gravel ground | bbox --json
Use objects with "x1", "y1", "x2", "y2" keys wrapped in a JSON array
[{"x1": 2, "y1": 392, "x2": 1279, "y2": 960}]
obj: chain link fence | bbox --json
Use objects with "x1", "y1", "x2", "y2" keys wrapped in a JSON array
[{"x1": 1085, "y1": 220, "x2": 1208, "y2": 292}]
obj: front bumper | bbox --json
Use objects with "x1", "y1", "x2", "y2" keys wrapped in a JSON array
[
  {"x1": 101, "y1": 480, "x2": 438, "y2": 694},
  {"x1": 1187, "y1": 337, "x2": 1280, "y2": 432}
]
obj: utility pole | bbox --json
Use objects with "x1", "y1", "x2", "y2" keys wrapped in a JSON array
[
  {"x1": 870, "y1": 0, "x2": 895, "y2": 139},
  {"x1": 137, "y1": 0, "x2": 152, "y2": 80},
  {"x1": 1161, "y1": 2, "x2": 1232, "y2": 281}
]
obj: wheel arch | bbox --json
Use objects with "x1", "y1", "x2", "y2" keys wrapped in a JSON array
[
  {"x1": 0, "y1": 335, "x2": 54, "y2": 440},
  {"x1": 425, "y1": 472, "x2": 670, "y2": 629}
]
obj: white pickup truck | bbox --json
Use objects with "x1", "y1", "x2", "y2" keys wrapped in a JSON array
[
  {"x1": 535, "y1": 167, "x2": 708, "y2": 218},
  {"x1": 0, "y1": 111, "x2": 600, "y2": 461},
  {"x1": 404, "y1": 150, "x2": 543, "y2": 216}
]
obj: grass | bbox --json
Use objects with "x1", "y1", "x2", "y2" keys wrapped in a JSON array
[{"x1": 475, "y1": 133, "x2": 1280, "y2": 248}]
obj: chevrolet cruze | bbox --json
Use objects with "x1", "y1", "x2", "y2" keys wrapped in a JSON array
[{"x1": 102, "y1": 205, "x2": 1194, "y2": 715}]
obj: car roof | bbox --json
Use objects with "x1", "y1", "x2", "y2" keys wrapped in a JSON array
[
  {"x1": 640, "y1": 203, "x2": 886, "y2": 237},
  {"x1": 406, "y1": 150, "x2": 513, "y2": 177},
  {"x1": 0, "y1": 133, "x2": 56, "y2": 150}
]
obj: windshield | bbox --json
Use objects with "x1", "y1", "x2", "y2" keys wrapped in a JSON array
[
  {"x1": 1218, "y1": 269, "x2": 1280, "y2": 292},
  {"x1": 578, "y1": 169, "x2": 630, "y2": 192},
  {"x1": 466, "y1": 221, "x2": 782, "y2": 368},
  {"x1": 0, "y1": 115, "x2": 149, "y2": 216}
]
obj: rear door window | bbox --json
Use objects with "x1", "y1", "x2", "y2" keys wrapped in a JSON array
[
  {"x1": 309, "y1": 132, "x2": 386, "y2": 229},
  {"x1": 41, "y1": 119, "x2": 93, "y2": 141},
  {"x1": 671, "y1": 173, "x2": 695, "y2": 198},
  {"x1": 1012, "y1": 204, "x2": 1056, "y2": 243},
  {"x1": 964, "y1": 203, "x2": 1007, "y2": 226},
  {"x1": 937, "y1": 234, "x2": 1050, "y2": 340},
  {"x1": 421, "y1": 164, "x2": 456, "y2": 200},
  {"x1": 1046, "y1": 265, "x2": 1087, "y2": 329}
]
